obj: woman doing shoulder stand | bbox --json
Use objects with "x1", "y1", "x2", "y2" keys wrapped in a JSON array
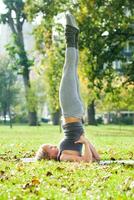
[{"x1": 36, "y1": 12, "x2": 100, "y2": 163}]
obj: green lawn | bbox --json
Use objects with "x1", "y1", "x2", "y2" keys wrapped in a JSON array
[{"x1": 0, "y1": 124, "x2": 134, "y2": 200}]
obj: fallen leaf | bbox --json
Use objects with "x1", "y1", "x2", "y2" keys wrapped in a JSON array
[
  {"x1": 56, "y1": 167, "x2": 64, "y2": 171},
  {"x1": 0, "y1": 170, "x2": 9, "y2": 181},
  {"x1": 31, "y1": 177, "x2": 40, "y2": 185},
  {"x1": 22, "y1": 183, "x2": 31, "y2": 189},
  {"x1": 102, "y1": 174, "x2": 111, "y2": 181},
  {"x1": 120, "y1": 177, "x2": 134, "y2": 192},
  {"x1": 0, "y1": 170, "x2": 5, "y2": 177},
  {"x1": 128, "y1": 151, "x2": 133, "y2": 159},
  {"x1": 46, "y1": 171, "x2": 53, "y2": 176},
  {"x1": 16, "y1": 163, "x2": 24, "y2": 171},
  {"x1": 110, "y1": 157, "x2": 116, "y2": 161}
]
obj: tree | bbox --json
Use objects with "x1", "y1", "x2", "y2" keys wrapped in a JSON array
[
  {"x1": 74, "y1": 0, "x2": 134, "y2": 124},
  {"x1": 0, "y1": 57, "x2": 19, "y2": 127},
  {"x1": 0, "y1": 0, "x2": 38, "y2": 125},
  {"x1": 25, "y1": 0, "x2": 134, "y2": 126},
  {"x1": 25, "y1": 0, "x2": 70, "y2": 124},
  {"x1": 99, "y1": 79, "x2": 134, "y2": 113},
  {"x1": 44, "y1": 44, "x2": 64, "y2": 125}
]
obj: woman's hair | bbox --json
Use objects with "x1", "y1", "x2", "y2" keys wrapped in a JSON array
[{"x1": 35, "y1": 144, "x2": 50, "y2": 160}]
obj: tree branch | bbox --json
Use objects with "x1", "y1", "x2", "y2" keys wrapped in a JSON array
[{"x1": 7, "y1": 10, "x2": 17, "y2": 34}]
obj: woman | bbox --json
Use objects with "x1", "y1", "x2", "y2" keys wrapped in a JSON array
[{"x1": 36, "y1": 12, "x2": 100, "y2": 163}]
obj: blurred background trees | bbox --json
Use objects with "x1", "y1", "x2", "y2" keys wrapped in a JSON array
[
  {"x1": 0, "y1": 0, "x2": 38, "y2": 125},
  {"x1": 0, "y1": 0, "x2": 133, "y2": 125},
  {"x1": 24, "y1": 0, "x2": 69, "y2": 125},
  {"x1": 76, "y1": 0, "x2": 134, "y2": 124},
  {"x1": 0, "y1": 57, "x2": 19, "y2": 127}
]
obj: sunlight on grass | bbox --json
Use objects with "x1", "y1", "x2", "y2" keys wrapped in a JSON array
[{"x1": 0, "y1": 124, "x2": 134, "y2": 199}]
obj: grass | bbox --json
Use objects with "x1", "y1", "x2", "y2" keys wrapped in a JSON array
[{"x1": 0, "y1": 124, "x2": 134, "y2": 200}]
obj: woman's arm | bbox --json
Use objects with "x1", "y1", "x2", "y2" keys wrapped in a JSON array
[
  {"x1": 60, "y1": 135, "x2": 93, "y2": 163},
  {"x1": 88, "y1": 142, "x2": 100, "y2": 161},
  {"x1": 76, "y1": 135, "x2": 100, "y2": 161},
  {"x1": 75, "y1": 135, "x2": 92, "y2": 162}
]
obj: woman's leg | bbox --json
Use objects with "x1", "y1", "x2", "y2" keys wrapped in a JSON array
[
  {"x1": 75, "y1": 49, "x2": 83, "y2": 103},
  {"x1": 59, "y1": 47, "x2": 84, "y2": 118},
  {"x1": 59, "y1": 14, "x2": 84, "y2": 119},
  {"x1": 74, "y1": 32, "x2": 84, "y2": 119}
]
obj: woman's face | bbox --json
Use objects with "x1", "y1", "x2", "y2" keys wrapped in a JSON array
[{"x1": 44, "y1": 144, "x2": 59, "y2": 159}]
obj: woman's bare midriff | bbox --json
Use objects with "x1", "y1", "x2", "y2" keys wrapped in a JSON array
[
  {"x1": 62, "y1": 150, "x2": 80, "y2": 156},
  {"x1": 63, "y1": 117, "x2": 81, "y2": 124}
]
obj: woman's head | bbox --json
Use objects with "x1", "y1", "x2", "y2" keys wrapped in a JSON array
[{"x1": 35, "y1": 144, "x2": 59, "y2": 160}]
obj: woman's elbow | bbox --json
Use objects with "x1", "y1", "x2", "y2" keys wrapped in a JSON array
[
  {"x1": 95, "y1": 154, "x2": 101, "y2": 161},
  {"x1": 82, "y1": 156, "x2": 92, "y2": 163}
]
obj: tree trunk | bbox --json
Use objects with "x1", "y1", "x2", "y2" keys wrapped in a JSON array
[
  {"x1": 23, "y1": 73, "x2": 38, "y2": 126},
  {"x1": 8, "y1": 106, "x2": 12, "y2": 128},
  {"x1": 3, "y1": 109, "x2": 7, "y2": 124},
  {"x1": 87, "y1": 100, "x2": 96, "y2": 125},
  {"x1": 19, "y1": 33, "x2": 38, "y2": 126},
  {"x1": 29, "y1": 111, "x2": 37, "y2": 126},
  {"x1": 0, "y1": 2, "x2": 38, "y2": 126},
  {"x1": 52, "y1": 110, "x2": 60, "y2": 125}
]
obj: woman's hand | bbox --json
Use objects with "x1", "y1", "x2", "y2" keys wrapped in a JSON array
[{"x1": 74, "y1": 135, "x2": 89, "y2": 144}]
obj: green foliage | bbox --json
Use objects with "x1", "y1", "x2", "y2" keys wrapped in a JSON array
[
  {"x1": 12, "y1": 89, "x2": 29, "y2": 124},
  {"x1": 25, "y1": 0, "x2": 71, "y2": 22},
  {"x1": 99, "y1": 82, "x2": 134, "y2": 112},
  {"x1": 25, "y1": 0, "x2": 71, "y2": 53},
  {"x1": 77, "y1": 0, "x2": 134, "y2": 95},
  {"x1": 13, "y1": 111, "x2": 28, "y2": 124},
  {"x1": 44, "y1": 44, "x2": 64, "y2": 114},
  {"x1": 0, "y1": 0, "x2": 39, "y2": 125},
  {"x1": 25, "y1": 0, "x2": 71, "y2": 120},
  {"x1": 26, "y1": 86, "x2": 38, "y2": 113},
  {"x1": 6, "y1": 36, "x2": 33, "y2": 72},
  {"x1": 0, "y1": 0, "x2": 32, "y2": 72},
  {"x1": 0, "y1": 125, "x2": 134, "y2": 199},
  {"x1": 0, "y1": 0, "x2": 26, "y2": 25},
  {"x1": 72, "y1": 0, "x2": 134, "y2": 123},
  {"x1": 79, "y1": 48, "x2": 104, "y2": 106},
  {"x1": 0, "y1": 57, "x2": 19, "y2": 118},
  {"x1": 24, "y1": 0, "x2": 134, "y2": 123}
]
